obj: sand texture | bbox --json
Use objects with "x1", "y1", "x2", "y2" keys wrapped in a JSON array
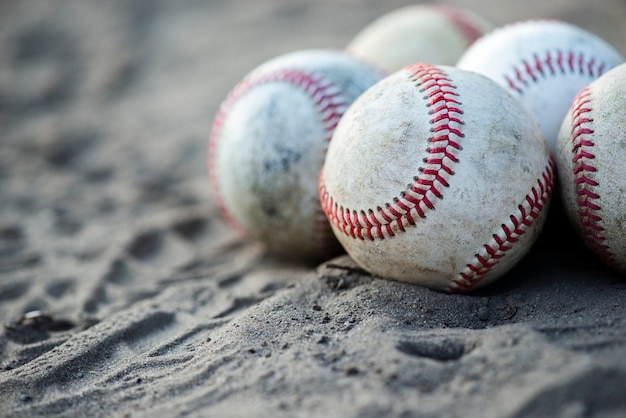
[{"x1": 1, "y1": 1, "x2": 626, "y2": 417}]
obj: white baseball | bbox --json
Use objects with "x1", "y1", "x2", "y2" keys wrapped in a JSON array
[
  {"x1": 556, "y1": 63, "x2": 626, "y2": 273},
  {"x1": 457, "y1": 20, "x2": 624, "y2": 153},
  {"x1": 346, "y1": 4, "x2": 494, "y2": 73},
  {"x1": 319, "y1": 63, "x2": 554, "y2": 293},
  {"x1": 208, "y1": 49, "x2": 384, "y2": 262}
]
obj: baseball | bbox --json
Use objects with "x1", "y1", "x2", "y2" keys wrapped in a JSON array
[
  {"x1": 555, "y1": 63, "x2": 626, "y2": 273},
  {"x1": 319, "y1": 63, "x2": 554, "y2": 293},
  {"x1": 346, "y1": 4, "x2": 494, "y2": 73},
  {"x1": 208, "y1": 49, "x2": 384, "y2": 262},
  {"x1": 457, "y1": 20, "x2": 624, "y2": 153}
]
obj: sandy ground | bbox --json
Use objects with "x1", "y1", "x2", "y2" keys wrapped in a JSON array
[{"x1": 1, "y1": 0, "x2": 626, "y2": 417}]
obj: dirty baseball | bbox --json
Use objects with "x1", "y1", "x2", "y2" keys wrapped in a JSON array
[
  {"x1": 457, "y1": 20, "x2": 624, "y2": 152},
  {"x1": 209, "y1": 49, "x2": 383, "y2": 262},
  {"x1": 320, "y1": 63, "x2": 554, "y2": 293},
  {"x1": 556, "y1": 62, "x2": 626, "y2": 273},
  {"x1": 347, "y1": 4, "x2": 493, "y2": 73}
]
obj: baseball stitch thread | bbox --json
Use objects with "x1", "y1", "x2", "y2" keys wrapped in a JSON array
[
  {"x1": 319, "y1": 63, "x2": 464, "y2": 241},
  {"x1": 448, "y1": 157, "x2": 555, "y2": 293},
  {"x1": 208, "y1": 69, "x2": 348, "y2": 257},
  {"x1": 433, "y1": 5, "x2": 484, "y2": 45},
  {"x1": 504, "y1": 50, "x2": 607, "y2": 94},
  {"x1": 568, "y1": 86, "x2": 617, "y2": 268}
]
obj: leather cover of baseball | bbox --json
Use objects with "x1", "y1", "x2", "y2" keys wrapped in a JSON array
[
  {"x1": 457, "y1": 20, "x2": 624, "y2": 152},
  {"x1": 346, "y1": 4, "x2": 493, "y2": 73},
  {"x1": 320, "y1": 63, "x2": 554, "y2": 292},
  {"x1": 556, "y1": 62, "x2": 626, "y2": 273},
  {"x1": 209, "y1": 49, "x2": 383, "y2": 262}
]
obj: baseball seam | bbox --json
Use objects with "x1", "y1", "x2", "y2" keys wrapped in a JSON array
[
  {"x1": 208, "y1": 68, "x2": 348, "y2": 258},
  {"x1": 448, "y1": 157, "x2": 555, "y2": 293},
  {"x1": 504, "y1": 50, "x2": 607, "y2": 95},
  {"x1": 568, "y1": 86, "x2": 616, "y2": 267},
  {"x1": 433, "y1": 5, "x2": 484, "y2": 45},
  {"x1": 319, "y1": 63, "x2": 464, "y2": 241}
]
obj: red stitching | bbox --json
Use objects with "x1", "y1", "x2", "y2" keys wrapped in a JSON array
[
  {"x1": 208, "y1": 68, "x2": 348, "y2": 256},
  {"x1": 432, "y1": 5, "x2": 484, "y2": 46},
  {"x1": 504, "y1": 50, "x2": 608, "y2": 95},
  {"x1": 319, "y1": 63, "x2": 463, "y2": 241},
  {"x1": 448, "y1": 157, "x2": 556, "y2": 293},
  {"x1": 568, "y1": 86, "x2": 617, "y2": 268}
]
